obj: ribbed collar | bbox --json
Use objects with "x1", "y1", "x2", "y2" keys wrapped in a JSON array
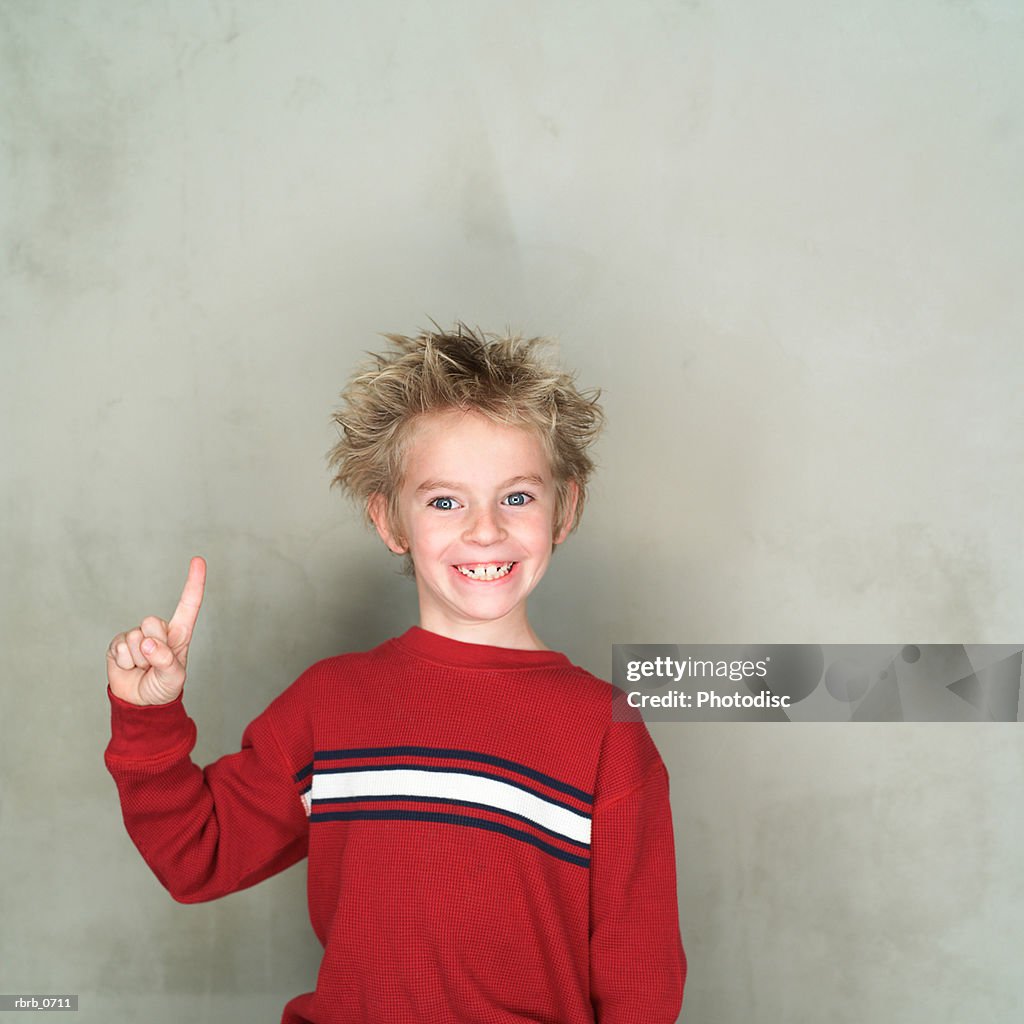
[{"x1": 391, "y1": 626, "x2": 572, "y2": 671}]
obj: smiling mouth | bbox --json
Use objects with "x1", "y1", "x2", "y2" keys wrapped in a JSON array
[{"x1": 454, "y1": 561, "x2": 517, "y2": 580}]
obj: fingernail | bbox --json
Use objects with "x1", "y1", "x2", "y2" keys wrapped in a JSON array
[{"x1": 141, "y1": 639, "x2": 155, "y2": 654}]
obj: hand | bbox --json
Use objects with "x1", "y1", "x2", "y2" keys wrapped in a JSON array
[{"x1": 106, "y1": 556, "x2": 207, "y2": 706}]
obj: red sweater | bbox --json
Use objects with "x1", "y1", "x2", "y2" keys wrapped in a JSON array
[{"x1": 105, "y1": 627, "x2": 686, "y2": 1023}]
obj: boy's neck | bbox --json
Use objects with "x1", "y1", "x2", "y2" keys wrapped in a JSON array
[{"x1": 417, "y1": 611, "x2": 548, "y2": 651}]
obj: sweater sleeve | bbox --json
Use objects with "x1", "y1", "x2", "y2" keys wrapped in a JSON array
[
  {"x1": 103, "y1": 671, "x2": 313, "y2": 904},
  {"x1": 589, "y1": 721, "x2": 686, "y2": 1023}
]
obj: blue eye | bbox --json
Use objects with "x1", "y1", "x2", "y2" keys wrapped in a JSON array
[
  {"x1": 504, "y1": 492, "x2": 532, "y2": 507},
  {"x1": 429, "y1": 496, "x2": 459, "y2": 511}
]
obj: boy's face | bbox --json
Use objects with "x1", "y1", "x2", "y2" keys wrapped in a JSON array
[{"x1": 369, "y1": 409, "x2": 576, "y2": 648}]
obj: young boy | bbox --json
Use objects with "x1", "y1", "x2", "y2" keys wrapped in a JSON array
[{"x1": 104, "y1": 325, "x2": 686, "y2": 1023}]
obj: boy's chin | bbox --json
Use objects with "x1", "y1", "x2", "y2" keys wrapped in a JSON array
[{"x1": 423, "y1": 584, "x2": 532, "y2": 621}]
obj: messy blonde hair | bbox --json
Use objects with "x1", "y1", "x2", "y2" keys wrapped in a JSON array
[{"x1": 326, "y1": 323, "x2": 604, "y2": 556}]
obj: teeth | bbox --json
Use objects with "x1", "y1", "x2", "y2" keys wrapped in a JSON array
[{"x1": 456, "y1": 562, "x2": 515, "y2": 580}]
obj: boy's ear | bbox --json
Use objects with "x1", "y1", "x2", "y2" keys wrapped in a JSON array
[
  {"x1": 368, "y1": 493, "x2": 408, "y2": 554},
  {"x1": 553, "y1": 480, "x2": 580, "y2": 546}
]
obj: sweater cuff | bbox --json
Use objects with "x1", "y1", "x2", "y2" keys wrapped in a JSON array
[{"x1": 105, "y1": 686, "x2": 197, "y2": 764}]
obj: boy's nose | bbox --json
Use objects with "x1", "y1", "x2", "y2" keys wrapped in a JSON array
[{"x1": 463, "y1": 507, "x2": 506, "y2": 545}]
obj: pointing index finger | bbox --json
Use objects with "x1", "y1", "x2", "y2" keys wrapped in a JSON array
[{"x1": 169, "y1": 556, "x2": 206, "y2": 640}]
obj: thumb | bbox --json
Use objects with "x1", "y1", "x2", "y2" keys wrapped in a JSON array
[{"x1": 140, "y1": 636, "x2": 187, "y2": 704}]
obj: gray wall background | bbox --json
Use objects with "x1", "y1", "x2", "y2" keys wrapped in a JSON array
[{"x1": 2, "y1": 2, "x2": 1022, "y2": 1022}]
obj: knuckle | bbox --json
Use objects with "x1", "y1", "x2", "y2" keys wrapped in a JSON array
[{"x1": 140, "y1": 615, "x2": 166, "y2": 635}]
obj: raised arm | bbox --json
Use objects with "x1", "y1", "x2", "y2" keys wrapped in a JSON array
[{"x1": 104, "y1": 557, "x2": 310, "y2": 903}]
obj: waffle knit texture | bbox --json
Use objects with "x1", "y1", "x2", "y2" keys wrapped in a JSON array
[{"x1": 105, "y1": 626, "x2": 686, "y2": 1023}]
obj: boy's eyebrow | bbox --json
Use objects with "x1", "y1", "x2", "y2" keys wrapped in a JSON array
[{"x1": 414, "y1": 474, "x2": 547, "y2": 494}]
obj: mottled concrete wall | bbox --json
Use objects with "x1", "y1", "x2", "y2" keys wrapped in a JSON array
[{"x1": 2, "y1": 2, "x2": 1021, "y2": 1021}]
